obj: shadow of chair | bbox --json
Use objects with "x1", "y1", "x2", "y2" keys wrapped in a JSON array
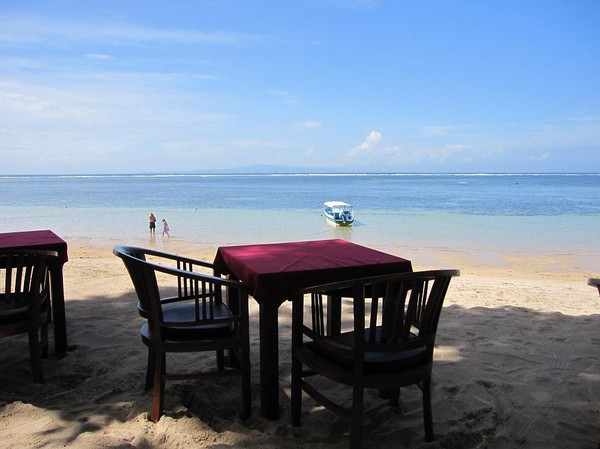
[
  {"x1": 0, "y1": 249, "x2": 58, "y2": 383},
  {"x1": 113, "y1": 245, "x2": 251, "y2": 422},
  {"x1": 290, "y1": 269, "x2": 459, "y2": 448}
]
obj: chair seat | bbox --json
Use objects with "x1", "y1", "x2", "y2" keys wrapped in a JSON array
[
  {"x1": 141, "y1": 302, "x2": 235, "y2": 341},
  {"x1": 307, "y1": 328, "x2": 426, "y2": 371},
  {"x1": 0, "y1": 298, "x2": 48, "y2": 325},
  {"x1": 0, "y1": 306, "x2": 30, "y2": 324}
]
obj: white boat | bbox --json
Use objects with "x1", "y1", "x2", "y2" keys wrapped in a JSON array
[{"x1": 323, "y1": 201, "x2": 354, "y2": 226}]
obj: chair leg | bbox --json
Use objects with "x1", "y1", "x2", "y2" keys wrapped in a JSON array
[
  {"x1": 290, "y1": 357, "x2": 302, "y2": 426},
  {"x1": 216, "y1": 349, "x2": 225, "y2": 370},
  {"x1": 241, "y1": 352, "x2": 251, "y2": 419},
  {"x1": 227, "y1": 348, "x2": 241, "y2": 368},
  {"x1": 389, "y1": 387, "x2": 400, "y2": 407},
  {"x1": 151, "y1": 352, "x2": 165, "y2": 423},
  {"x1": 379, "y1": 387, "x2": 400, "y2": 406},
  {"x1": 40, "y1": 323, "x2": 49, "y2": 359},
  {"x1": 47, "y1": 297, "x2": 53, "y2": 324},
  {"x1": 349, "y1": 386, "x2": 364, "y2": 449},
  {"x1": 145, "y1": 348, "x2": 155, "y2": 390},
  {"x1": 422, "y1": 377, "x2": 434, "y2": 442},
  {"x1": 28, "y1": 326, "x2": 44, "y2": 383}
]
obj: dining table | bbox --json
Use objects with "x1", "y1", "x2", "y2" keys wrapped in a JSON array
[
  {"x1": 213, "y1": 238, "x2": 413, "y2": 419},
  {"x1": 0, "y1": 230, "x2": 70, "y2": 355}
]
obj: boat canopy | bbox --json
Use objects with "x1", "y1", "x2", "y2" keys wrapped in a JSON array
[{"x1": 324, "y1": 201, "x2": 352, "y2": 209}]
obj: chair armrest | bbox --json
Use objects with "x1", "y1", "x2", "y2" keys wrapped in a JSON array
[
  {"x1": 151, "y1": 261, "x2": 245, "y2": 289},
  {"x1": 138, "y1": 247, "x2": 217, "y2": 270},
  {"x1": 113, "y1": 245, "x2": 242, "y2": 288},
  {"x1": 114, "y1": 245, "x2": 219, "y2": 272}
]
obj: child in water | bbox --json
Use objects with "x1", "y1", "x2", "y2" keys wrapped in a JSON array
[{"x1": 162, "y1": 219, "x2": 170, "y2": 237}]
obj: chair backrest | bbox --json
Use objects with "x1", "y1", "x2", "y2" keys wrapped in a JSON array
[
  {"x1": 0, "y1": 250, "x2": 57, "y2": 318},
  {"x1": 113, "y1": 245, "x2": 248, "y2": 337},
  {"x1": 113, "y1": 246, "x2": 162, "y2": 322},
  {"x1": 296, "y1": 269, "x2": 459, "y2": 362}
]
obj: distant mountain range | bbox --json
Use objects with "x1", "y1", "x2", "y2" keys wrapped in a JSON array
[{"x1": 186, "y1": 165, "x2": 342, "y2": 174}]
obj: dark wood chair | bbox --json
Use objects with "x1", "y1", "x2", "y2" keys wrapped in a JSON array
[
  {"x1": 113, "y1": 246, "x2": 251, "y2": 422},
  {"x1": 290, "y1": 269, "x2": 460, "y2": 448},
  {"x1": 0, "y1": 249, "x2": 58, "y2": 383}
]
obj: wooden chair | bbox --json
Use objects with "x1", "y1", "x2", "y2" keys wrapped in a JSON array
[
  {"x1": 0, "y1": 249, "x2": 58, "y2": 383},
  {"x1": 290, "y1": 269, "x2": 460, "y2": 448},
  {"x1": 113, "y1": 246, "x2": 251, "y2": 422}
]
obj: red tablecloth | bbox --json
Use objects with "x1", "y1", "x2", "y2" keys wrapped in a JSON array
[
  {"x1": 0, "y1": 230, "x2": 68, "y2": 264},
  {"x1": 214, "y1": 239, "x2": 412, "y2": 304}
]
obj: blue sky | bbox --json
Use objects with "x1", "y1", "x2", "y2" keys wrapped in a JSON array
[{"x1": 1, "y1": 0, "x2": 599, "y2": 174}]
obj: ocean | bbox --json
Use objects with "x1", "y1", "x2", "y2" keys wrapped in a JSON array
[{"x1": 1, "y1": 173, "x2": 599, "y2": 270}]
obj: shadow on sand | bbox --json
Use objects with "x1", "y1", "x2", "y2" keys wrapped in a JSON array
[{"x1": 0, "y1": 289, "x2": 598, "y2": 448}]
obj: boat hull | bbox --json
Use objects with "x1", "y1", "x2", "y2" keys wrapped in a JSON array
[{"x1": 325, "y1": 216, "x2": 354, "y2": 226}]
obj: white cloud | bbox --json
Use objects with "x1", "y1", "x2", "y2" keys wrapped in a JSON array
[
  {"x1": 0, "y1": 89, "x2": 101, "y2": 120},
  {"x1": 0, "y1": 57, "x2": 41, "y2": 70},
  {"x1": 420, "y1": 124, "x2": 472, "y2": 136},
  {"x1": 0, "y1": 13, "x2": 268, "y2": 47},
  {"x1": 421, "y1": 126, "x2": 450, "y2": 136},
  {"x1": 271, "y1": 90, "x2": 300, "y2": 105},
  {"x1": 0, "y1": 75, "x2": 235, "y2": 173},
  {"x1": 296, "y1": 120, "x2": 322, "y2": 131},
  {"x1": 0, "y1": 78, "x2": 229, "y2": 124},
  {"x1": 86, "y1": 53, "x2": 113, "y2": 60},
  {"x1": 345, "y1": 143, "x2": 506, "y2": 168},
  {"x1": 84, "y1": 70, "x2": 215, "y2": 84},
  {"x1": 439, "y1": 144, "x2": 477, "y2": 161},
  {"x1": 348, "y1": 130, "x2": 382, "y2": 157},
  {"x1": 531, "y1": 152, "x2": 550, "y2": 161}
]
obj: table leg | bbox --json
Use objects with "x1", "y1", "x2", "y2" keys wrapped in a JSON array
[
  {"x1": 326, "y1": 294, "x2": 342, "y2": 335},
  {"x1": 259, "y1": 302, "x2": 280, "y2": 419},
  {"x1": 50, "y1": 262, "x2": 69, "y2": 354}
]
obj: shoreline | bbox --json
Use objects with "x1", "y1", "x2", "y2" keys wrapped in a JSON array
[{"x1": 66, "y1": 235, "x2": 600, "y2": 284}]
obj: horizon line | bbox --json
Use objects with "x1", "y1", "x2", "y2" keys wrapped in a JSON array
[{"x1": 1, "y1": 171, "x2": 600, "y2": 178}]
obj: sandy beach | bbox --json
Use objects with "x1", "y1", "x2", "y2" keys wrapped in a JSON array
[{"x1": 0, "y1": 239, "x2": 598, "y2": 449}]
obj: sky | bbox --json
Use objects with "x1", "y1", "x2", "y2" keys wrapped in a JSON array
[{"x1": 1, "y1": 0, "x2": 599, "y2": 174}]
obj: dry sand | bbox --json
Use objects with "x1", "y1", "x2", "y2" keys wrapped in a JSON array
[{"x1": 0, "y1": 239, "x2": 598, "y2": 449}]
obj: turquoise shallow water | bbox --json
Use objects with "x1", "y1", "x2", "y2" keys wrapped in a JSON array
[{"x1": 1, "y1": 173, "x2": 599, "y2": 270}]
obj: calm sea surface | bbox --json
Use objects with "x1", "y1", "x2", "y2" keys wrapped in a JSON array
[{"x1": 1, "y1": 173, "x2": 599, "y2": 269}]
